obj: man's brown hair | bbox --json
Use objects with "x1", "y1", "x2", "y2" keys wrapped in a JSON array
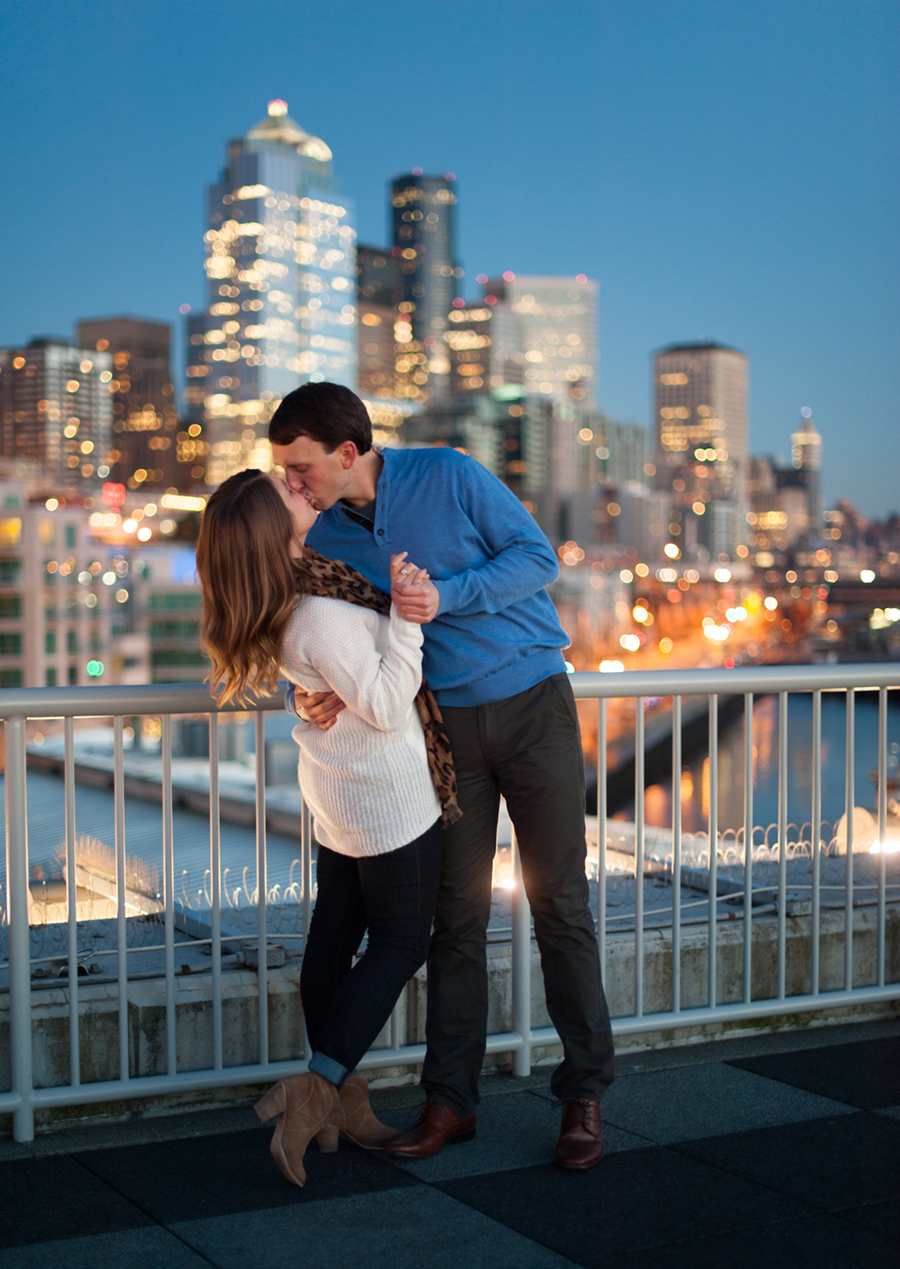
[{"x1": 268, "y1": 382, "x2": 372, "y2": 454}]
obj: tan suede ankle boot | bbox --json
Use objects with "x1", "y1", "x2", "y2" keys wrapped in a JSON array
[
  {"x1": 254, "y1": 1072, "x2": 345, "y2": 1187},
  {"x1": 337, "y1": 1074, "x2": 400, "y2": 1149}
]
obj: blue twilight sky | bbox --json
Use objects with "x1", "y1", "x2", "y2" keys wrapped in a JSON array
[{"x1": 1, "y1": 0, "x2": 897, "y2": 515}]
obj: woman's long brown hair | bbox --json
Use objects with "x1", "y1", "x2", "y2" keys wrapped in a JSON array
[{"x1": 196, "y1": 469, "x2": 302, "y2": 705}]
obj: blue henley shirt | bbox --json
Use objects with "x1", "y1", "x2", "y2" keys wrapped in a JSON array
[{"x1": 305, "y1": 446, "x2": 569, "y2": 707}]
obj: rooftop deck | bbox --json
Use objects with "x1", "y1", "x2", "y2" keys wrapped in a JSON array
[{"x1": 2, "y1": 1019, "x2": 899, "y2": 1267}]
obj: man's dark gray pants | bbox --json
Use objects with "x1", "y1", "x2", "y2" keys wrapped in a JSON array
[{"x1": 421, "y1": 673, "x2": 615, "y2": 1117}]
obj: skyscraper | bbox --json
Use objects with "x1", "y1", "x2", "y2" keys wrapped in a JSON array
[
  {"x1": 480, "y1": 275, "x2": 597, "y2": 406},
  {"x1": 791, "y1": 407, "x2": 823, "y2": 536},
  {"x1": 654, "y1": 341, "x2": 749, "y2": 560},
  {"x1": 356, "y1": 245, "x2": 401, "y2": 400},
  {"x1": 444, "y1": 301, "x2": 525, "y2": 397},
  {"x1": 390, "y1": 171, "x2": 460, "y2": 401},
  {"x1": 76, "y1": 317, "x2": 189, "y2": 492},
  {"x1": 0, "y1": 338, "x2": 113, "y2": 495},
  {"x1": 187, "y1": 100, "x2": 357, "y2": 486}
]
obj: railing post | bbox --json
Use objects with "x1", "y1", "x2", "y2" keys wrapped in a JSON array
[
  {"x1": 5, "y1": 716, "x2": 34, "y2": 1142},
  {"x1": 510, "y1": 827, "x2": 532, "y2": 1077},
  {"x1": 255, "y1": 711, "x2": 269, "y2": 1066}
]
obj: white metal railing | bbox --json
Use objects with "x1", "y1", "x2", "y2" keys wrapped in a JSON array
[{"x1": 2, "y1": 663, "x2": 899, "y2": 1142}]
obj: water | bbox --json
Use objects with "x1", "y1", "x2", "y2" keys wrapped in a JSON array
[{"x1": 617, "y1": 692, "x2": 900, "y2": 835}]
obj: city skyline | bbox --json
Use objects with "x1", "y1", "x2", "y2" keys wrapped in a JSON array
[{"x1": 0, "y1": 2, "x2": 896, "y2": 514}]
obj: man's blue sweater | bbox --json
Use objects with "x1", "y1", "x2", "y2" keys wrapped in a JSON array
[{"x1": 306, "y1": 446, "x2": 569, "y2": 707}]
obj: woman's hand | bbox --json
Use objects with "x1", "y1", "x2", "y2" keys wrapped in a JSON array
[
  {"x1": 390, "y1": 552, "x2": 429, "y2": 588},
  {"x1": 391, "y1": 552, "x2": 440, "y2": 624}
]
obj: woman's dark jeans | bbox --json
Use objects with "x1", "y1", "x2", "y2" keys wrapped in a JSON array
[{"x1": 302, "y1": 820, "x2": 442, "y2": 1086}]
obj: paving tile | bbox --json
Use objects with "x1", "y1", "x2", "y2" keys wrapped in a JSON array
[
  {"x1": 24, "y1": 1105, "x2": 263, "y2": 1157},
  {"x1": 437, "y1": 1147, "x2": 813, "y2": 1263},
  {"x1": 613, "y1": 1018, "x2": 900, "y2": 1075},
  {"x1": 729, "y1": 1035, "x2": 900, "y2": 1109},
  {"x1": 609, "y1": 1212, "x2": 900, "y2": 1268},
  {"x1": 172, "y1": 1185, "x2": 580, "y2": 1269},
  {"x1": 675, "y1": 1111, "x2": 900, "y2": 1211},
  {"x1": 380, "y1": 1091, "x2": 651, "y2": 1183},
  {"x1": 575, "y1": 1061, "x2": 853, "y2": 1144},
  {"x1": 0, "y1": 1225, "x2": 210, "y2": 1269},
  {"x1": 837, "y1": 1197, "x2": 900, "y2": 1242},
  {"x1": 0, "y1": 1155, "x2": 151, "y2": 1250},
  {"x1": 78, "y1": 1125, "x2": 417, "y2": 1222}
]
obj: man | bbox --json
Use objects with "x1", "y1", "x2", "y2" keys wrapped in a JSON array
[{"x1": 270, "y1": 381, "x2": 613, "y2": 1169}]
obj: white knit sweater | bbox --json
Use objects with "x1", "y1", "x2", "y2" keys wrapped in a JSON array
[{"x1": 280, "y1": 596, "x2": 441, "y2": 857}]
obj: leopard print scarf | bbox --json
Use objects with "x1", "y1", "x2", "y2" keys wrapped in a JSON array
[{"x1": 292, "y1": 547, "x2": 462, "y2": 827}]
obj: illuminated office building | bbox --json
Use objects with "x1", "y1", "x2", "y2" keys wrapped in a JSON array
[
  {"x1": 791, "y1": 407, "x2": 822, "y2": 535},
  {"x1": 654, "y1": 341, "x2": 748, "y2": 559},
  {"x1": 391, "y1": 172, "x2": 461, "y2": 401},
  {"x1": 187, "y1": 100, "x2": 357, "y2": 485},
  {"x1": 76, "y1": 317, "x2": 190, "y2": 492},
  {"x1": 444, "y1": 302, "x2": 525, "y2": 397},
  {"x1": 0, "y1": 338, "x2": 113, "y2": 496},
  {"x1": 357, "y1": 245, "x2": 401, "y2": 399},
  {"x1": 478, "y1": 275, "x2": 597, "y2": 406}
]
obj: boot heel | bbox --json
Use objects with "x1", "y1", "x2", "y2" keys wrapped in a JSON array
[
  {"x1": 449, "y1": 1129, "x2": 476, "y2": 1145},
  {"x1": 316, "y1": 1124, "x2": 340, "y2": 1153},
  {"x1": 254, "y1": 1082, "x2": 286, "y2": 1123}
]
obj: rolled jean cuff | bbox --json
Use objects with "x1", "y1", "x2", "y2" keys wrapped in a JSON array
[{"x1": 309, "y1": 1050, "x2": 350, "y2": 1088}]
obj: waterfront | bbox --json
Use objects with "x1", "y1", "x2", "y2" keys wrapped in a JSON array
[{"x1": 615, "y1": 690, "x2": 900, "y2": 835}]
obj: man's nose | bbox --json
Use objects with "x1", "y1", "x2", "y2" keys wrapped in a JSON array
[{"x1": 285, "y1": 472, "x2": 304, "y2": 492}]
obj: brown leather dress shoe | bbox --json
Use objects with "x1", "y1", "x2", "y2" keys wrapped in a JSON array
[
  {"x1": 555, "y1": 1098, "x2": 605, "y2": 1170},
  {"x1": 382, "y1": 1100, "x2": 476, "y2": 1157}
]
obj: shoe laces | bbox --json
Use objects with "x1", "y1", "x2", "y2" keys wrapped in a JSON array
[{"x1": 557, "y1": 1097, "x2": 598, "y2": 1128}]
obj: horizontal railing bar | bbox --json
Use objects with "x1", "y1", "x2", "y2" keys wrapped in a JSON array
[
  {"x1": 23, "y1": 1032, "x2": 526, "y2": 1110},
  {"x1": 570, "y1": 664, "x2": 900, "y2": 698},
  {"x1": 0, "y1": 682, "x2": 289, "y2": 719},
  {"x1": 1, "y1": 663, "x2": 898, "y2": 720},
  {"x1": 13, "y1": 983, "x2": 899, "y2": 1112}
]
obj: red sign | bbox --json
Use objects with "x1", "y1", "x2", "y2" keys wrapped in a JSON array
[{"x1": 102, "y1": 482, "x2": 126, "y2": 508}]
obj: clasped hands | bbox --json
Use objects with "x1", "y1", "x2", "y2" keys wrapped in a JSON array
[{"x1": 294, "y1": 551, "x2": 437, "y2": 731}]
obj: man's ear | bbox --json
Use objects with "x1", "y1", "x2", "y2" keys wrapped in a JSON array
[{"x1": 339, "y1": 442, "x2": 358, "y2": 469}]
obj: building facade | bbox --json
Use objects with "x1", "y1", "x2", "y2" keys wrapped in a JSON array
[
  {"x1": 0, "y1": 340, "x2": 113, "y2": 498},
  {"x1": 479, "y1": 275, "x2": 597, "y2": 406},
  {"x1": 390, "y1": 172, "x2": 461, "y2": 401},
  {"x1": 444, "y1": 302, "x2": 525, "y2": 398},
  {"x1": 595, "y1": 416, "x2": 649, "y2": 489},
  {"x1": 187, "y1": 100, "x2": 357, "y2": 486},
  {"x1": 356, "y1": 245, "x2": 401, "y2": 400},
  {"x1": 791, "y1": 407, "x2": 823, "y2": 536},
  {"x1": 653, "y1": 341, "x2": 749, "y2": 561},
  {"x1": 0, "y1": 478, "x2": 151, "y2": 689},
  {"x1": 76, "y1": 316, "x2": 190, "y2": 493}
]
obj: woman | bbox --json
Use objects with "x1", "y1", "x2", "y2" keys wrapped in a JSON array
[{"x1": 196, "y1": 468, "x2": 443, "y2": 1187}]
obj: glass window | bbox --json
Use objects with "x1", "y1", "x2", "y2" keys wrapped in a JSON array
[
  {"x1": 64, "y1": 525, "x2": 77, "y2": 549},
  {"x1": 0, "y1": 595, "x2": 22, "y2": 618},
  {"x1": 0, "y1": 669, "x2": 22, "y2": 687},
  {"x1": 0, "y1": 559, "x2": 21, "y2": 584},
  {"x1": 67, "y1": 665, "x2": 78, "y2": 685},
  {"x1": 66, "y1": 630, "x2": 78, "y2": 654},
  {"x1": 45, "y1": 667, "x2": 57, "y2": 686},
  {"x1": 0, "y1": 633, "x2": 22, "y2": 655},
  {"x1": 45, "y1": 631, "x2": 57, "y2": 654},
  {"x1": 0, "y1": 519, "x2": 22, "y2": 547}
]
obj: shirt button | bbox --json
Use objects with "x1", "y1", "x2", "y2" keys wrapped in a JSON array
[{"x1": 377, "y1": 529, "x2": 384, "y2": 536}]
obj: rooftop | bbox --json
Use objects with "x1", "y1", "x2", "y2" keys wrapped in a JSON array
[
  {"x1": 245, "y1": 99, "x2": 332, "y2": 163},
  {"x1": 2, "y1": 1019, "x2": 898, "y2": 1266}
]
